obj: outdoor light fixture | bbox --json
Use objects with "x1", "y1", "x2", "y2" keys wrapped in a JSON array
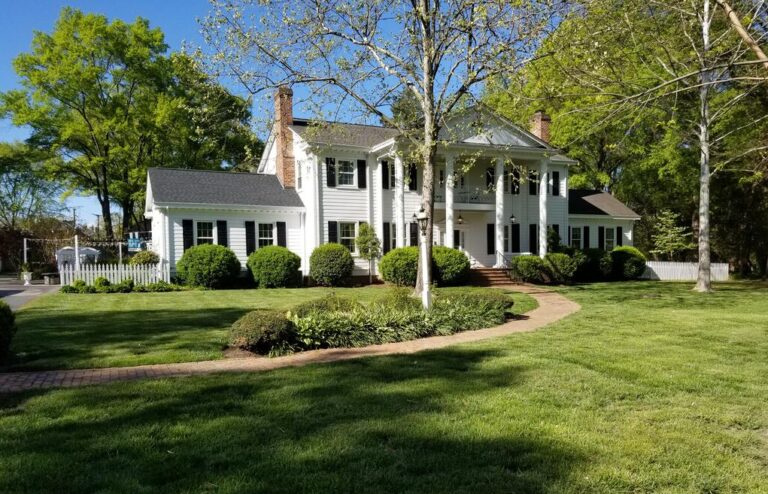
[
  {"x1": 509, "y1": 214, "x2": 516, "y2": 223},
  {"x1": 416, "y1": 206, "x2": 428, "y2": 234},
  {"x1": 415, "y1": 206, "x2": 431, "y2": 309},
  {"x1": 457, "y1": 214, "x2": 464, "y2": 225}
]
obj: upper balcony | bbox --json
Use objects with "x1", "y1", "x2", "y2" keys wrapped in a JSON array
[{"x1": 434, "y1": 189, "x2": 495, "y2": 210}]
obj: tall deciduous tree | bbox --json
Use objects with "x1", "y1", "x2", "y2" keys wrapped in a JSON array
[
  {"x1": 201, "y1": 0, "x2": 567, "y2": 301},
  {"x1": 0, "y1": 143, "x2": 62, "y2": 230}
]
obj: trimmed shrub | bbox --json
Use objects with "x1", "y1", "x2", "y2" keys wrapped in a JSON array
[
  {"x1": 291, "y1": 294, "x2": 363, "y2": 317},
  {"x1": 0, "y1": 300, "x2": 17, "y2": 364},
  {"x1": 93, "y1": 277, "x2": 111, "y2": 290},
  {"x1": 575, "y1": 248, "x2": 613, "y2": 282},
  {"x1": 544, "y1": 253, "x2": 578, "y2": 284},
  {"x1": 176, "y1": 244, "x2": 241, "y2": 288},
  {"x1": 379, "y1": 247, "x2": 419, "y2": 286},
  {"x1": 432, "y1": 246, "x2": 470, "y2": 286},
  {"x1": 247, "y1": 245, "x2": 301, "y2": 288},
  {"x1": 509, "y1": 255, "x2": 548, "y2": 283},
  {"x1": 229, "y1": 310, "x2": 296, "y2": 356},
  {"x1": 309, "y1": 243, "x2": 354, "y2": 286},
  {"x1": 610, "y1": 246, "x2": 647, "y2": 280},
  {"x1": 134, "y1": 281, "x2": 185, "y2": 292},
  {"x1": 59, "y1": 285, "x2": 79, "y2": 294},
  {"x1": 129, "y1": 250, "x2": 160, "y2": 265}
]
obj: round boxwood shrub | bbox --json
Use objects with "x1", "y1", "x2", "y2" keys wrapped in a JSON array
[
  {"x1": 176, "y1": 244, "x2": 241, "y2": 288},
  {"x1": 379, "y1": 246, "x2": 419, "y2": 286},
  {"x1": 544, "y1": 253, "x2": 578, "y2": 284},
  {"x1": 432, "y1": 246, "x2": 470, "y2": 286},
  {"x1": 247, "y1": 246, "x2": 301, "y2": 288},
  {"x1": 0, "y1": 300, "x2": 17, "y2": 364},
  {"x1": 228, "y1": 310, "x2": 296, "y2": 355},
  {"x1": 509, "y1": 255, "x2": 548, "y2": 283},
  {"x1": 129, "y1": 250, "x2": 159, "y2": 265},
  {"x1": 309, "y1": 243, "x2": 354, "y2": 286},
  {"x1": 610, "y1": 246, "x2": 647, "y2": 280}
]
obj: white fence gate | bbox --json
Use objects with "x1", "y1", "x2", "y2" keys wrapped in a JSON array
[
  {"x1": 641, "y1": 261, "x2": 729, "y2": 281},
  {"x1": 59, "y1": 262, "x2": 170, "y2": 286}
]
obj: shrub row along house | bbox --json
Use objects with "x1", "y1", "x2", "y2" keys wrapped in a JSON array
[{"x1": 145, "y1": 87, "x2": 639, "y2": 280}]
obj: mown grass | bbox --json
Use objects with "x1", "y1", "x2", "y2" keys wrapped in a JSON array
[
  {"x1": 0, "y1": 281, "x2": 765, "y2": 493},
  {"x1": 7, "y1": 286, "x2": 536, "y2": 370}
]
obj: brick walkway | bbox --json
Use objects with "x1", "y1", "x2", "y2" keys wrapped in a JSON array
[{"x1": 0, "y1": 285, "x2": 579, "y2": 393}]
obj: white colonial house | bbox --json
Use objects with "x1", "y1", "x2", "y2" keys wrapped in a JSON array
[{"x1": 145, "y1": 87, "x2": 639, "y2": 280}]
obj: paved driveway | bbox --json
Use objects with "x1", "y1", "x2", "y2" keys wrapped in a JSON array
[{"x1": 0, "y1": 284, "x2": 57, "y2": 310}]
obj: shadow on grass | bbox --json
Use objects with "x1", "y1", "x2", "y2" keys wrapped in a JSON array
[
  {"x1": 0, "y1": 348, "x2": 586, "y2": 493},
  {"x1": 6, "y1": 307, "x2": 252, "y2": 371}
]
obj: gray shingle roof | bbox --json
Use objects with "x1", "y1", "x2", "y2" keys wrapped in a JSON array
[
  {"x1": 569, "y1": 190, "x2": 640, "y2": 219},
  {"x1": 148, "y1": 168, "x2": 304, "y2": 208},
  {"x1": 290, "y1": 118, "x2": 399, "y2": 148}
]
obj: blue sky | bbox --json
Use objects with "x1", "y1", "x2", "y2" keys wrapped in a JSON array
[{"x1": 0, "y1": 0, "x2": 214, "y2": 223}]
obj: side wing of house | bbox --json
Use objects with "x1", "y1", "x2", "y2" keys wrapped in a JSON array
[{"x1": 567, "y1": 190, "x2": 641, "y2": 250}]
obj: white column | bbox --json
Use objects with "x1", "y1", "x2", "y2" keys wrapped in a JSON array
[
  {"x1": 538, "y1": 159, "x2": 549, "y2": 258},
  {"x1": 394, "y1": 155, "x2": 405, "y2": 248},
  {"x1": 445, "y1": 154, "x2": 454, "y2": 248},
  {"x1": 494, "y1": 157, "x2": 505, "y2": 267}
]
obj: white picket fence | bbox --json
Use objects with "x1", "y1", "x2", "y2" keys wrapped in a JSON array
[
  {"x1": 59, "y1": 263, "x2": 169, "y2": 286},
  {"x1": 641, "y1": 261, "x2": 729, "y2": 281}
]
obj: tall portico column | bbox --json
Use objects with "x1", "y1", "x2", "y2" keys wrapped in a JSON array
[
  {"x1": 394, "y1": 154, "x2": 405, "y2": 248},
  {"x1": 494, "y1": 157, "x2": 505, "y2": 267},
  {"x1": 445, "y1": 154, "x2": 455, "y2": 248},
  {"x1": 538, "y1": 158, "x2": 549, "y2": 258}
]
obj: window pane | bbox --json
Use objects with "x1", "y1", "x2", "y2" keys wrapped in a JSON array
[
  {"x1": 571, "y1": 228, "x2": 581, "y2": 250},
  {"x1": 605, "y1": 228, "x2": 615, "y2": 251},
  {"x1": 197, "y1": 222, "x2": 213, "y2": 245},
  {"x1": 339, "y1": 222, "x2": 356, "y2": 252},
  {"x1": 258, "y1": 223, "x2": 273, "y2": 248},
  {"x1": 338, "y1": 160, "x2": 355, "y2": 185}
]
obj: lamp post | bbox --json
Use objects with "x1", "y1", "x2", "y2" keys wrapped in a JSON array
[{"x1": 414, "y1": 206, "x2": 431, "y2": 309}]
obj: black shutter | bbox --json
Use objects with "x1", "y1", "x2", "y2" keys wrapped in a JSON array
[
  {"x1": 328, "y1": 221, "x2": 338, "y2": 243},
  {"x1": 552, "y1": 171, "x2": 560, "y2": 196},
  {"x1": 513, "y1": 170, "x2": 521, "y2": 194},
  {"x1": 512, "y1": 223, "x2": 521, "y2": 253},
  {"x1": 598, "y1": 226, "x2": 605, "y2": 250},
  {"x1": 486, "y1": 167, "x2": 494, "y2": 189},
  {"x1": 381, "y1": 161, "x2": 390, "y2": 189},
  {"x1": 357, "y1": 160, "x2": 367, "y2": 189},
  {"x1": 382, "y1": 222, "x2": 391, "y2": 253},
  {"x1": 487, "y1": 224, "x2": 495, "y2": 255},
  {"x1": 529, "y1": 171, "x2": 538, "y2": 195},
  {"x1": 553, "y1": 224, "x2": 560, "y2": 236},
  {"x1": 408, "y1": 164, "x2": 417, "y2": 191},
  {"x1": 583, "y1": 226, "x2": 590, "y2": 249},
  {"x1": 245, "y1": 221, "x2": 256, "y2": 255},
  {"x1": 326, "y1": 158, "x2": 336, "y2": 187},
  {"x1": 617, "y1": 226, "x2": 623, "y2": 246},
  {"x1": 453, "y1": 230, "x2": 460, "y2": 249},
  {"x1": 182, "y1": 220, "x2": 194, "y2": 251},
  {"x1": 409, "y1": 222, "x2": 418, "y2": 247},
  {"x1": 276, "y1": 221, "x2": 287, "y2": 247},
  {"x1": 568, "y1": 226, "x2": 572, "y2": 245},
  {"x1": 529, "y1": 224, "x2": 538, "y2": 253},
  {"x1": 216, "y1": 220, "x2": 228, "y2": 247}
]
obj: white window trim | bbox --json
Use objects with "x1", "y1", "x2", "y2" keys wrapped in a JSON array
[
  {"x1": 336, "y1": 159, "x2": 356, "y2": 187},
  {"x1": 338, "y1": 221, "x2": 357, "y2": 254},
  {"x1": 605, "y1": 227, "x2": 616, "y2": 251},
  {"x1": 296, "y1": 160, "x2": 303, "y2": 191},
  {"x1": 196, "y1": 221, "x2": 214, "y2": 245},
  {"x1": 571, "y1": 227, "x2": 582, "y2": 250},
  {"x1": 258, "y1": 223, "x2": 275, "y2": 249}
]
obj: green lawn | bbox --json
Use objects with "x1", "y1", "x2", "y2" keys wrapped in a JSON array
[
  {"x1": 8, "y1": 286, "x2": 538, "y2": 370},
  {"x1": 0, "y1": 281, "x2": 766, "y2": 493}
]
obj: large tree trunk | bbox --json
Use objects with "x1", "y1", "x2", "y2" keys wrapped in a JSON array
[
  {"x1": 99, "y1": 196, "x2": 114, "y2": 241},
  {"x1": 121, "y1": 199, "x2": 134, "y2": 237},
  {"x1": 695, "y1": 0, "x2": 713, "y2": 293}
]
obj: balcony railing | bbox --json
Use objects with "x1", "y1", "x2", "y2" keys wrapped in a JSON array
[{"x1": 434, "y1": 189, "x2": 495, "y2": 204}]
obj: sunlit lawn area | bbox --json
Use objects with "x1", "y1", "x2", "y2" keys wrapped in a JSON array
[
  {"x1": 7, "y1": 286, "x2": 537, "y2": 370},
  {"x1": 0, "y1": 282, "x2": 766, "y2": 493}
]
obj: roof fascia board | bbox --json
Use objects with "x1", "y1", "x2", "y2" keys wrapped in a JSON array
[
  {"x1": 154, "y1": 202, "x2": 305, "y2": 213},
  {"x1": 569, "y1": 213, "x2": 641, "y2": 220}
]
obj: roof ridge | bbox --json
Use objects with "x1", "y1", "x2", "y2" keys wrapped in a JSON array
[
  {"x1": 291, "y1": 117, "x2": 392, "y2": 130},
  {"x1": 149, "y1": 167, "x2": 263, "y2": 176}
]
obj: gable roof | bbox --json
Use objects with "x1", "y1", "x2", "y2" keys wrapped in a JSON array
[
  {"x1": 147, "y1": 168, "x2": 304, "y2": 208},
  {"x1": 290, "y1": 118, "x2": 400, "y2": 148},
  {"x1": 569, "y1": 190, "x2": 640, "y2": 219}
]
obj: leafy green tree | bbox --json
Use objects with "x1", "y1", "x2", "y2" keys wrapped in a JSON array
[
  {"x1": 355, "y1": 222, "x2": 381, "y2": 284},
  {"x1": 650, "y1": 210, "x2": 695, "y2": 261},
  {"x1": 0, "y1": 143, "x2": 62, "y2": 229}
]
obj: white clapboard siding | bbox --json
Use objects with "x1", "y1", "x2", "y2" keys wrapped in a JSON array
[
  {"x1": 59, "y1": 262, "x2": 169, "y2": 286},
  {"x1": 641, "y1": 261, "x2": 729, "y2": 281}
]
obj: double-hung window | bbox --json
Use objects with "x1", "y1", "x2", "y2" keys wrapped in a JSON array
[
  {"x1": 338, "y1": 160, "x2": 355, "y2": 186},
  {"x1": 571, "y1": 227, "x2": 582, "y2": 250},
  {"x1": 197, "y1": 222, "x2": 214, "y2": 245},
  {"x1": 389, "y1": 163, "x2": 396, "y2": 188},
  {"x1": 258, "y1": 223, "x2": 274, "y2": 248},
  {"x1": 605, "y1": 227, "x2": 616, "y2": 251},
  {"x1": 339, "y1": 222, "x2": 356, "y2": 252}
]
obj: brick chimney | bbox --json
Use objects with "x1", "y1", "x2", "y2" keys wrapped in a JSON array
[
  {"x1": 274, "y1": 86, "x2": 295, "y2": 188},
  {"x1": 530, "y1": 110, "x2": 551, "y2": 143}
]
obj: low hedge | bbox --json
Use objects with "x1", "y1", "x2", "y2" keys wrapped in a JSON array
[
  {"x1": 129, "y1": 251, "x2": 159, "y2": 265},
  {"x1": 309, "y1": 243, "x2": 354, "y2": 286},
  {"x1": 609, "y1": 246, "x2": 647, "y2": 280},
  {"x1": 0, "y1": 300, "x2": 16, "y2": 364},
  {"x1": 378, "y1": 246, "x2": 470, "y2": 286},
  {"x1": 60, "y1": 279, "x2": 185, "y2": 293},
  {"x1": 544, "y1": 253, "x2": 578, "y2": 284},
  {"x1": 575, "y1": 248, "x2": 613, "y2": 282},
  {"x1": 176, "y1": 244, "x2": 241, "y2": 288},
  {"x1": 509, "y1": 255, "x2": 548, "y2": 283},
  {"x1": 247, "y1": 246, "x2": 301, "y2": 288},
  {"x1": 228, "y1": 310, "x2": 297, "y2": 356}
]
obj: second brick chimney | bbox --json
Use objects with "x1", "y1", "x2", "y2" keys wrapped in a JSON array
[
  {"x1": 530, "y1": 110, "x2": 551, "y2": 143},
  {"x1": 274, "y1": 86, "x2": 295, "y2": 188}
]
